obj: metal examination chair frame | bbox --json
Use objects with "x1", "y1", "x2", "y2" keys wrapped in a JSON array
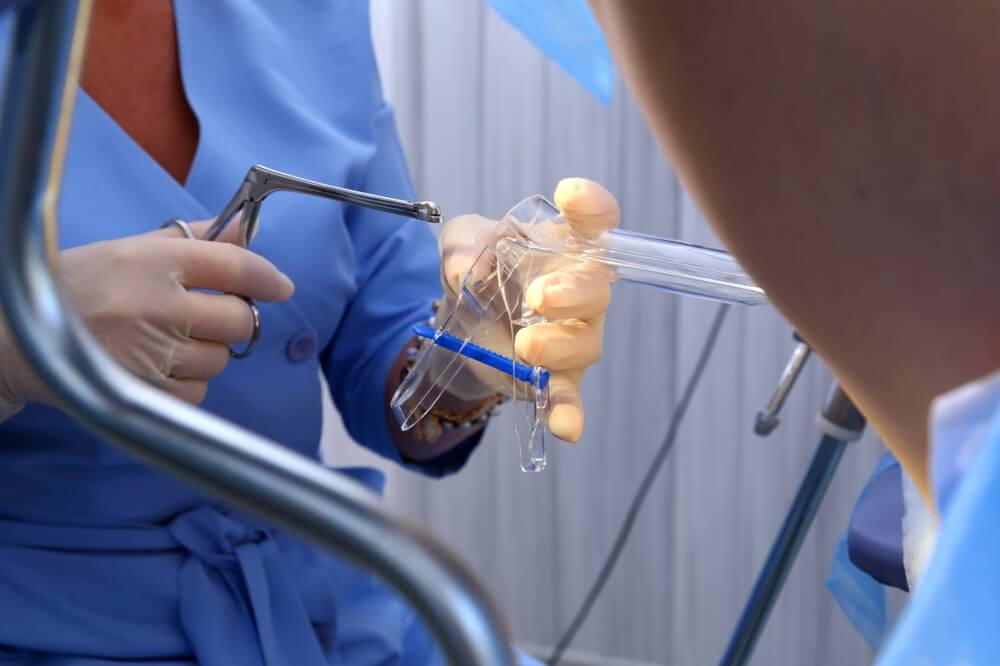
[
  {"x1": 0, "y1": 2, "x2": 513, "y2": 664},
  {"x1": 720, "y1": 336, "x2": 868, "y2": 666}
]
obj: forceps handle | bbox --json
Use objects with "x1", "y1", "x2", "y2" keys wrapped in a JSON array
[{"x1": 206, "y1": 165, "x2": 442, "y2": 245}]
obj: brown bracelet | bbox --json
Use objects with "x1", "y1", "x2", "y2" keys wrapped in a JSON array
[{"x1": 400, "y1": 307, "x2": 508, "y2": 443}]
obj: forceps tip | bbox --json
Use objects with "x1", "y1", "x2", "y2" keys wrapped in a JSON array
[{"x1": 414, "y1": 201, "x2": 443, "y2": 224}]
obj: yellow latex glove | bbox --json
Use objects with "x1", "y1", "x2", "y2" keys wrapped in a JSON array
[{"x1": 438, "y1": 178, "x2": 619, "y2": 442}]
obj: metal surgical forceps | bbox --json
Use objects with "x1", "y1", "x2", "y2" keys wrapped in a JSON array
[{"x1": 197, "y1": 165, "x2": 443, "y2": 358}]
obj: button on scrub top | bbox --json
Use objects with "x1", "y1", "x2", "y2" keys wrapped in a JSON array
[{"x1": 0, "y1": 2, "x2": 486, "y2": 664}]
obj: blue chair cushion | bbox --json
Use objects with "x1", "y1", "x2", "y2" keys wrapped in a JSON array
[{"x1": 848, "y1": 461, "x2": 909, "y2": 591}]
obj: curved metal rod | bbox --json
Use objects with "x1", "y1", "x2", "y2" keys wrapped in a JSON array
[{"x1": 0, "y1": 3, "x2": 513, "y2": 664}]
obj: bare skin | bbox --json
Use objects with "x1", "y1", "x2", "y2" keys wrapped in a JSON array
[
  {"x1": 590, "y1": 0, "x2": 1000, "y2": 503},
  {"x1": 82, "y1": 0, "x2": 199, "y2": 184}
]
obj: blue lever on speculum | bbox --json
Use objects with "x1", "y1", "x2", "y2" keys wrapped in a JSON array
[{"x1": 411, "y1": 323, "x2": 550, "y2": 390}]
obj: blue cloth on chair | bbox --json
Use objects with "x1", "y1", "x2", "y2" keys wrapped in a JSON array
[
  {"x1": 828, "y1": 536, "x2": 889, "y2": 650},
  {"x1": 827, "y1": 451, "x2": 899, "y2": 650},
  {"x1": 848, "y1": 457, "x2": 908, "y2": 591}
]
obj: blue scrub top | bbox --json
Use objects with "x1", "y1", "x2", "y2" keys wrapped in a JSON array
[
  {"x1": 0, "y1": 2, "x2": 494, "y2": 664},
  {"x1": 877, "y1": 371, "x2": 1000, "y2": 665}
]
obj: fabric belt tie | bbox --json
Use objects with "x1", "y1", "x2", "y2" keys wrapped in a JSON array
[
  {"x1": 0, "y1": 506, "x2": 332, "y2": 665},
  {"x1": 164, "y1": 507, "x2": 330, "y2": 666}
]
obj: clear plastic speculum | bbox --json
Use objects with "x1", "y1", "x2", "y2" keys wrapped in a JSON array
[{"x1": 390, "y1": 195, "x2": 766, "y2": 472}]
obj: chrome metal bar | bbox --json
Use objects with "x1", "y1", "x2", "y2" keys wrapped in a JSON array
[
  {"x1": 754, "y1": 335, "x2": 812, "y2": 436},
  {"x1": 0, "y1": 3, "x2": 512, "y2": 664},
  {"x1": 721, "y1": 386, "x2": 865, "y2": 666}
]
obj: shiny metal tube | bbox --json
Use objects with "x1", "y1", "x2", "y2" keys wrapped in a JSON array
[
  {"x1": 720, "y1": 386, "x2": 865, "y2": 666},
  {"x1": 719, "y1": 434, "x2": 846, "y2": 666},
  {"x1": 754, "y1": 337, "x2": 813, "y2": 436},
  {"x1": 0, "y1": 2, "x2": 513, "y2": 664}
]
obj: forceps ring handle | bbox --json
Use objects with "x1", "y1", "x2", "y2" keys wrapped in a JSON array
[
  {"x1": 229, "y1": 297, "x2": 260, "y2": 359},
  {"x1": 162, "y1": 218, "x2": 261, "y2": 360}
]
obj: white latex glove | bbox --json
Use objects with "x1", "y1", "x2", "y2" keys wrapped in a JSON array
[
  {"x1": 438, "y1": 178, "x2": 619, "y2": 442},
  {"x1": 0, "y1": 219, "x2": 294, "y2": 411}
]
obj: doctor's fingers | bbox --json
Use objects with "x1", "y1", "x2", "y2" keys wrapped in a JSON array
[
  {"x1": 153, "y1": 214, "x2": 250, "y2": 246},
  {"x1": 554, "y1": 178, "x2": 620, "y2": 240},
  {"x1": 547, "y1": 369, "x2": 585, "y2": 443},
  {"x1": 161, "y1": 377, "x2": 210, "y2": 405},
  {"x1": 165, "y1": 339, "x2": 231, "y2": 381},
  {"x1": 164, "y1": 240, "x2": 294, "y2": 302},
  {"x1": 525, "y1": 267, "x2": 612, "y2": 321},
  {"x1": 438, "y1": 214, "x2": 499, "y2": 292},
  {"x1": 184, "y1": 291, "x2": 259, "y2": 343},
  {"x1": 514, "y1": 316, "x2": 604, "y2": 372}
]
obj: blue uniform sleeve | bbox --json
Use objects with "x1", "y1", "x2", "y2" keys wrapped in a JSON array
[{"x1": 320, "y1": 100, "x2": 482, "y2": 477}]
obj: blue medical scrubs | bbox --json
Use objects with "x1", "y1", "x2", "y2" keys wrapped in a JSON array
[
  {"x1": 0, "y1": 2, "x2": 519, "y2": 664},
  {"x1": 876, "y1": 371, "x2": 1000, "y2": 665}
]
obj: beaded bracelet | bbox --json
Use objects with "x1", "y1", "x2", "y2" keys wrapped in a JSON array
[{"x1": 399, "y1": 303, "x2": 508, "y2": 443}]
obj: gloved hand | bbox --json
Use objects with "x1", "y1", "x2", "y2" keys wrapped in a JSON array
[
  {"x1": 437, "y1": 178, "x2": 619, "y2": 442},
  {"x1": 0, "y1": 220, "x2": 294, "y2": 412}
]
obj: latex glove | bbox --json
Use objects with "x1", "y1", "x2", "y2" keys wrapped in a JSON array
[
  {"x1": 438, "y1": 178, "x2": 619, "y2": 442},
  {"x1": 0, "y1": 220, "x2": 293, "y2": 411}
]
